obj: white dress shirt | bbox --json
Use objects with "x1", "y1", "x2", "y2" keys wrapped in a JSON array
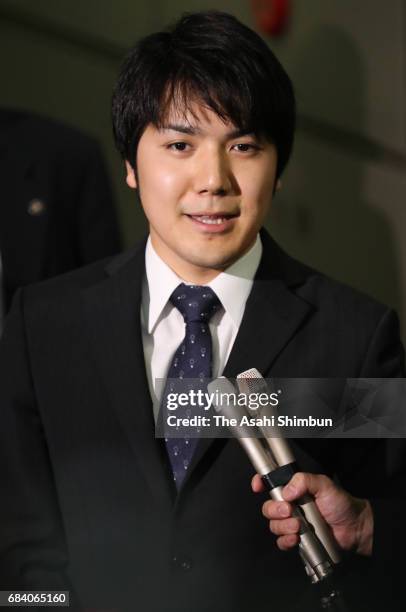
[{"x1": 141, "y1": 235, "x2": 262, "y2": 418}]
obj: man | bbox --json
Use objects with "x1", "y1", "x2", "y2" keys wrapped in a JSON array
[
  {"x1": 0, "y1": 109, "x2": 121, "y2": 326},
  {"x1": 0, "y1": 11, "x2": 404, "y2": 612}
]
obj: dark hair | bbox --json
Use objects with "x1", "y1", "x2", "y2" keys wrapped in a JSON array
[{"x1": 112, "y1": 11, "x2": 295, "y2": 179}]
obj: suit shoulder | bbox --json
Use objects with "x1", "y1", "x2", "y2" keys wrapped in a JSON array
[
  {"x1": 297, "y1": 264, "x2": 390, "y2": 320},
  {"x1": 21, "y1": 258, "x2": 110, "y2": 304},
  {"x1": 21, "y1": 249, "x2": 136, "y2": 309},
  {"x1": 286, "y1": 258, "x2": 400, "y2": 362},
  {"x1": 263, "y1": 232, "x2": 390, "y2": 322},
  {"x1": 21, "y1": 244, "x2": 142, "y2": 305}
]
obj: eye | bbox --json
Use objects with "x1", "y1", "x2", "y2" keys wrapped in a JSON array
[
  {"x1": 232, "y1": 143, "x2": 260, "y2": 153},
  {"x1": 167, "y1": 141, "x2": 190, "y2": 152}
]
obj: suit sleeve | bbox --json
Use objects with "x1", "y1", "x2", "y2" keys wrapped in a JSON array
[
  {"x1": 335, "y1": 308, "x2": 406, "y2": 608},
  {"x1": 0, "y1": 290, "x2": 79, "y2": 606},
  {"x1": 75, "y1": 140, "x2": 121, "y2": 265},
  {"x1": 362, "y1": 310, "x2": 406, "y2": 581}
]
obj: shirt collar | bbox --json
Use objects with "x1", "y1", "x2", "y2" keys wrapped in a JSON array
[
  {"x1": 144, "y1": 235, "x2": 262, "y2": 333},
  {"x1": 144, "y1": 239, "x2": 184, "y2": 333}
]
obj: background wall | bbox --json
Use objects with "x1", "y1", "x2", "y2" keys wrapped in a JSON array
[{"x1": 1, "y1": 0, "x2": 405, "y2": 340}]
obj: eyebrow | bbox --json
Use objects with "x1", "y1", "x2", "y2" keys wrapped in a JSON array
[{"x1": 159, "y1": 124, "x2": 256, "y2": 139}]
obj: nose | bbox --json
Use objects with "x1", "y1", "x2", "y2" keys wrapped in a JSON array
[{"x1": 193, "y1": 147, "x2": 232, "y2": 196}]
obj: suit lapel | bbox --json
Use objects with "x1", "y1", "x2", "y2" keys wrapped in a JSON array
[
  {"x1": 83, "y1": 243, "x2": 175, "y2": 506},
  {"x1": 223, "y1": 281, "x2": 312, "y2": 379},
  {"x1": 226, "y1": 229, "x2": 315, "y2": 378},
  {"x1": 183, "y1": 232, "x2": 315, "y2": 486}
]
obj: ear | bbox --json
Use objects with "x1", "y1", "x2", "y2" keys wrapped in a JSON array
[{"x1": 125, "y1": 160, "x2": 137, "y2": 189}]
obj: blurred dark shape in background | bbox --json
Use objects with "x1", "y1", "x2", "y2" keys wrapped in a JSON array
[{"x1": 0, "y1": 108, "x2": 121, "y2": 331}]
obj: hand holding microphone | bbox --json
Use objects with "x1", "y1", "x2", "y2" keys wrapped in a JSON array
[
  {"x1": 237, "y1": 368, "x2": 373, "y2": 559},
  {"x1": 208, "y1": 375, "x2": 339, "y2": 583},
  {"x1": 252, "y1": 471, "x2": 373, "y2": 557},
  {"x1": 208, "y1": 369, "x2": 374, "y2": 610}
]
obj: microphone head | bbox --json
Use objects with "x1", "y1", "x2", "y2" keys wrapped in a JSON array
[
  {"x1": 207, "y1": 377, "x2": 276, "y2": 474},
  {"x1": 236, "y1": 368, "x2": 295, "y2": 466},
  {"x1": 236, "y1": 368, "x2": 275, "y2": 417},
  {"x1": 236, "y1": 368, "x2": 269, "y2": 395}
]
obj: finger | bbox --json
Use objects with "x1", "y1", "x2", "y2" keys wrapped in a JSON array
[
  {"x1": 282, "y1": 472, "x2": 333, "y2": 502},
  {"x1": 277, "y1": 534, "x2": 299, "y2": 551},
  {"x1": 251, "y1": 473, "x2": 265, "y2": 493},
  {"x1": 262, "y1": 500, "x2": 291, "y2": 519},
  {"x1": 269, "y1": 517, "x2": 300, "y2": 536}
]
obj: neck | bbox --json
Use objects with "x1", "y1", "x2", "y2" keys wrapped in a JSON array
[
  {"x1": 150, "y1": 236, "x2": 227, "y2": 285},
  {"x1": 177, "y1": 268, "x2": 221, "y2": 285},
  {"x1": 164, "y1": 258, "x2": 223, "y2": 285}
]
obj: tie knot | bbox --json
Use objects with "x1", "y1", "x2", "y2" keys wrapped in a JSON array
[{"x1": 170, "y1": 283, "x2": 221, "y2": 323}]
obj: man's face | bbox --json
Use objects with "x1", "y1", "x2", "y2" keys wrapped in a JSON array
[{"x1": 126, "y1": 101, "x2": 278, "y2": 282}]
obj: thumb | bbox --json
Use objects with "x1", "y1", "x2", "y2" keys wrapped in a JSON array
[{"x1": 282, "y1": 472, "x2": 333, "y2": 502}]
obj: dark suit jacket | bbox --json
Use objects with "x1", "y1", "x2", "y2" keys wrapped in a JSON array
[
  {"x1": 0, "y1": 231, "x2": 404, "y2": 612},
  {"x1": 0, "y1": 109, "x2": 121, "y2": 311}
]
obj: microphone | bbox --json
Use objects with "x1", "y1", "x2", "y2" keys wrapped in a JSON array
[
  {"x1": 207, "y1": 376, "x2": 337, "y2": 584},
  {"x1": 236, "y1": 368, "x2": 340, "y2": 568}
]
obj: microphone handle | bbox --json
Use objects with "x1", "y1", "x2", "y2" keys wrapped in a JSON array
[
  {"x1": 265, "y1": 480, "x2": 334, "y2": 583},
  {"x1": 264, "y1": 436, "x2": 341, "y2": 565}
]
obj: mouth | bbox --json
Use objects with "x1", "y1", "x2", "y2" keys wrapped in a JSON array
[
  {"x1": 185, "y1": 212, "x2": 239, "y2": 233},
  {"x1": 189, "y1": 214, "x2": 233, "y2": 225}
]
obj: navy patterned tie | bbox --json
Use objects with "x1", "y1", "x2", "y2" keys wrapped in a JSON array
[{"x1": 163, "y1": 283, "x2": 221, "y2": 488}]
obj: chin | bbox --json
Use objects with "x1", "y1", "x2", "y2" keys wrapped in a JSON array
[{"x1": 186, "y1": 252, "x2": 238, "y2": 271}]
